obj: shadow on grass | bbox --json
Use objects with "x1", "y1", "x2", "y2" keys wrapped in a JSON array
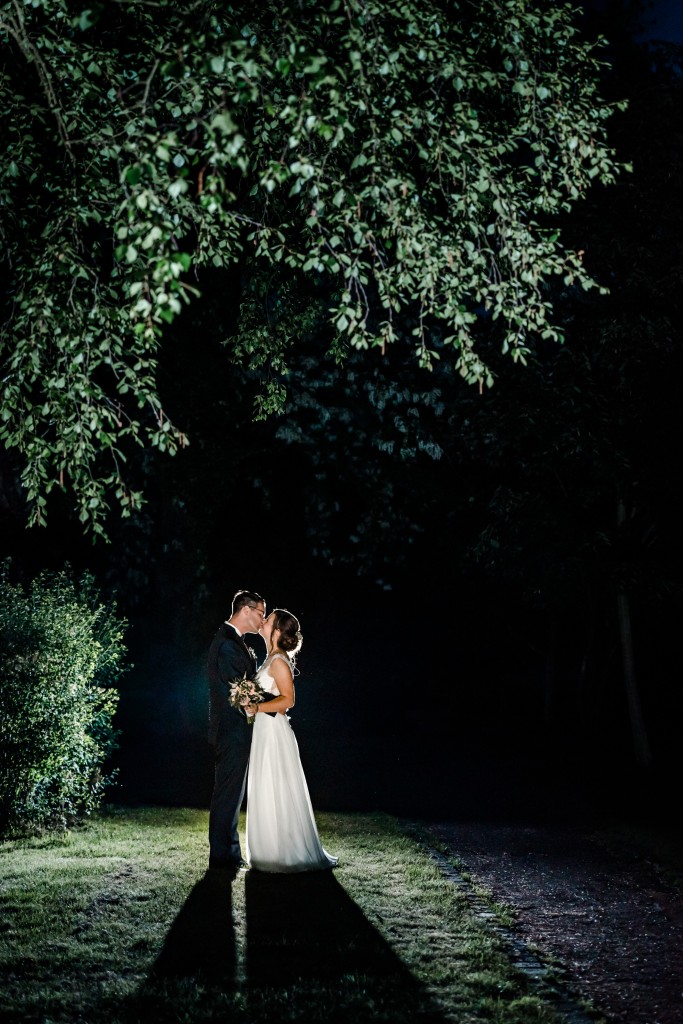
[
  {"x1": 244, "y1": 867, "x2": 450, "y2": 1022},
  {"x1": 146, "y1": 869, "x2": 239, "y2": 986},
  {"x1": 124, "y1": 868, "x2": 449, "y2": 1023},
  {"x1": 122, "y1": 870, "x2": 242, "y2": 1023}
]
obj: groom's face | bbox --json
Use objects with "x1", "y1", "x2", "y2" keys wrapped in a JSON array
[{"x1": 243, "y1": 602, "x2": 266, "y2": 634}]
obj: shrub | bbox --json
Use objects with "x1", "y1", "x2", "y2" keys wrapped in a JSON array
[{"x1": 0, "y1": 561, "x2": 127, "y2": 835}]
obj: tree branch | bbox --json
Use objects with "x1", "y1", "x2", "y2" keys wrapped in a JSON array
[{"x1": 1, "y1": 4, "x2": 76, "y2": 165}]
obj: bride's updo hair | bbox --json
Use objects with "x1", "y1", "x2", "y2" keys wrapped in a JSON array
[{"x1": 272, "y1": 608, "x2": 303, "y2": 660}]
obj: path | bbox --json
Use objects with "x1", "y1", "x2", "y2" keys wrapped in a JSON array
[{"x1": 417, "y1": 820, "x2": 683, "y2": 1024}]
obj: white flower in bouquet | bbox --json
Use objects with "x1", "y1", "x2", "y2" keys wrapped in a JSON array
[{"x1": 228, "y1": 673, "x2": 265, "y2": 724}]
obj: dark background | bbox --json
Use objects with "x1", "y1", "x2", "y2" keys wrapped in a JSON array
[{"x1": 2, "y1": 0, "x2": 682, "y2": 827}]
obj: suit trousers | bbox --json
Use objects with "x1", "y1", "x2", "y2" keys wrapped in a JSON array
[{"x1": 208, "y1": 726, "x2": 251, "y2": 864}]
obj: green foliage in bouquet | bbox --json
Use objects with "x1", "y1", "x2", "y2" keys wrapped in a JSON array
[
  {"x1": 229, "y1": 672, "x2": 266, "y2": 723},
  {"x1": 0, "y1": 561, "x2": 127, "y2": 835}
]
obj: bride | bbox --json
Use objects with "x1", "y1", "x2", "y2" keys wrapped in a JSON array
[{"x1": 245, "y1": 608, "x2": 338, "y2": 873}]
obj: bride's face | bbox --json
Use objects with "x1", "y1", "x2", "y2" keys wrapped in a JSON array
[{"x1": 260, "y1": 612, "x2": 275, "y2": 644}]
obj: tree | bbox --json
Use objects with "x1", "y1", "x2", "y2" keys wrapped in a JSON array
[
  {"x1": 0, "y1": 561, "x2": 126, "y2": 834},
  {"x1": 1, "y1": 0, "x2": 624, "y2": 532}
]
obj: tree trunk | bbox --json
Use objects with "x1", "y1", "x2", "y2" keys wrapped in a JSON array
[
  {"x1": 543, "y1": 618, "x2": 557, "y2": 728},
  {"x1": 616, "y1": 499, "x2": 652, "y2": 767}
]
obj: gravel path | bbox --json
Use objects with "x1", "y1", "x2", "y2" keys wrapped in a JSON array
[{"x1": 421, "y1": 821, "x2": 683, "y2": 1024}]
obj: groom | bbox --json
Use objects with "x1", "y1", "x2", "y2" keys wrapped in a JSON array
[{"x1": 207, "y1": 589, "x2": 274, "y2": 870}]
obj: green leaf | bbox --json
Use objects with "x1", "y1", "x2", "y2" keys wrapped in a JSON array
[{"x1": 0, "y1": 0, "x2": 625, "y2": 537}]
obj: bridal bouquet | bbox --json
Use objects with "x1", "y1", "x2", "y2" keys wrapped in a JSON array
[{"x1": 228, "y1": 674, "x2": 265, "y2": 724}]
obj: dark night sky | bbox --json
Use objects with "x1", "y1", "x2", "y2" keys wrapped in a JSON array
[
  {"x1": 636, "y1": 0, "x2": 683, "y2": 42},
  {"x1": 585, "y1": 0, "x2": 683, "y2": 43}
]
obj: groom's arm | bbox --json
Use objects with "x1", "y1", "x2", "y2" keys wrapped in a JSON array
[
  {"x1": 216, "y1": 637, "x2": 270, "y2": 716},
  {"x1": 216, "y1": 638, "x2": 247, "y2": 685},
  {"x1": 259, "y1": 691, "x2": 278, "y2": 717}
]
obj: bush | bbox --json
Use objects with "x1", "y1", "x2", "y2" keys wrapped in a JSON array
[{"x1": 0, "y1": 561, "x2": 127, "y2": 835}]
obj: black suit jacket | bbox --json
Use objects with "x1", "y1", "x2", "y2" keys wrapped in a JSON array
[{"x1": 207, "y1": 623, "x2": 275, "y2": 747}]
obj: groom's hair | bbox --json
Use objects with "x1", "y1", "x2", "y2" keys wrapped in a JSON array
[{"x1": 232, "y1": 589, "x2": 264, "y2": 615}]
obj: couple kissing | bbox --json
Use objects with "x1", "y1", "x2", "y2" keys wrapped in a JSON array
[{"x1": 207, "y1": 589, "x2": 337, "y2": 874}]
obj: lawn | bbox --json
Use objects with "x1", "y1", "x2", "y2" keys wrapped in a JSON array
[{"x1": 0, "y1": 807, "x2": 571, "y2": 1023}]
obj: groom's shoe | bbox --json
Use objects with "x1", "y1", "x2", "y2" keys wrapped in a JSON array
[{"x1": 209, "y1": 857, "x2": 248, "y2": 872}]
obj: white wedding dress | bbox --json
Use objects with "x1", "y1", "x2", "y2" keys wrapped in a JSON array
[{"x1": 246, "y1": 653, "x2": 338, "y2": 873}]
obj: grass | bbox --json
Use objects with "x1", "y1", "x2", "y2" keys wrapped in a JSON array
[{"x1": 0, "y1": 807, "x2": 572, "y2": 1024}]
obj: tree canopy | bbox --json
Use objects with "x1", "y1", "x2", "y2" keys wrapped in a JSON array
[{"x1": 0, "y1": 0, "x2": 624, "y2": 532}]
